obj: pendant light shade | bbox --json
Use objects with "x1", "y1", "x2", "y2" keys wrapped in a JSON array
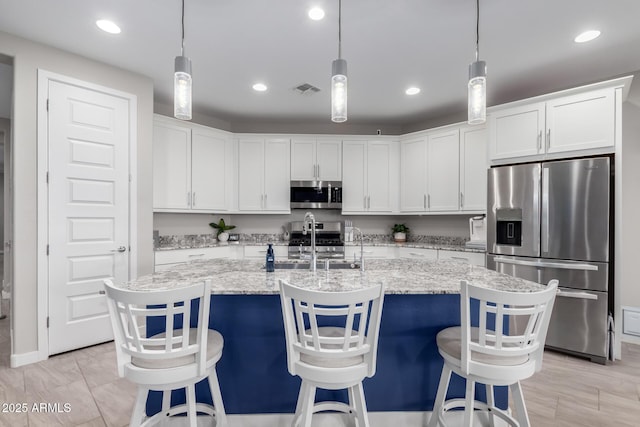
[
  {"x1": 174, "y1": 55, "x2": 192, "y2": 120},
  {"x1": 174, "y1": 0, "x2": 192, "y2": 121},
  {"x1": 468, "y1": 60, "x2": 486, "y2": 124},
  {"x1": 468, "y1": 0, "x2": 486, "y2": 125},
  {"x1": 331, "y1": 0, "x2": 347, "y2": 123},
  {"x1": 331, "y1": 58, "x2": 348, "y2": 123}
]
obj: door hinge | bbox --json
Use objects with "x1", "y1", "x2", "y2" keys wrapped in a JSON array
[
  {"x1": 46, "y1": 317, "x2": 50, "y2": 328},
  {"x1": 46, "y1": 244, "x2": 49, "y2": 255}
]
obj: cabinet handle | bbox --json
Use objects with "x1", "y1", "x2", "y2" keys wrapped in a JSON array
[
  {"x1": 546, "y1": 129, "x2": 551, "y2": 151},
  {"x1": 317, "y1": 164, "x2": 320, "y2": 178},
  {"x1": 460, "y1": 192, "x2": 464, "y2": 208},
  {"x1": 264, "y1": 193, "x2": 267, "y2": 208},
  {"x1": 428, "y1": 194, "x2": 431, "y2": 209},
  {"x1": 423, "y1": 194, "x2": 426, "y2": 209},
  {"x1": 537, "y1": 130, "x2": 542, "y2": 152},
  {"x1": 368, "y1": 196, "x2": 371, "y2": 209},
  {"x1": 192, "y1": 192, "x2": 196, "y2": 207},
  {"x1": 187, "y1": 191, "x2": 191, "y2": 207},
  {"x1": 364, "y1": 196, "x2": 367, "y2": 210}
]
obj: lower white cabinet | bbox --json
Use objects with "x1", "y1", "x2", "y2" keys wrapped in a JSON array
[
  {"x1": 438, "y1": 249, "x2": 485, "y2": 266},
  {"x1": 154, "y1": 247, "x2": 237, "y2": 272},
  {"x1": 243, "y1": 245, "x2": 288, "y2": 259},
  {"x1": 396, "y1": 247, "x2": 438, "y2": 260},
  {"x1": 345, "y1": 245, "x2": 393, "y2": 261}
]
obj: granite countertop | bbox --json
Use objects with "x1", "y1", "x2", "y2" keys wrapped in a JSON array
[{"x1": 119, "y1": 258, "x2": 542, "y2": 295}]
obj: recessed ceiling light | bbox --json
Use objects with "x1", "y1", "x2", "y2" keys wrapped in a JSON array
[
  {"x1": 308, "y1": 7, "x2": 325, "y2": 20},
  {"x1": 406, "y1": 87, "x2": 421, "y2": 96},
  {"x1": 96, "y1": 19, "x2": 121, "y2": 34},
  {"x1": 574, "y1": 30, "x2": 600, "y2": 43},
  {"x1": 253, "y1": 83, "x2": 268, "y2": 92}
]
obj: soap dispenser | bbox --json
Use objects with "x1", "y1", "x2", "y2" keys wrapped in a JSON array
[{"x1": 266, "y1": 243, "x2": 275, "y2": 272}]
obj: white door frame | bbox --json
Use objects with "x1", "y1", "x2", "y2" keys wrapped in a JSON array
[{"x1": 36, "y1": 70, "x2": 138, "y2": 361}]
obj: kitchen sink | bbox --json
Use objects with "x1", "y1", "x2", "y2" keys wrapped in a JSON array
[{"x1": 269, "y1": 260, "x2": 361, "y2": 270}]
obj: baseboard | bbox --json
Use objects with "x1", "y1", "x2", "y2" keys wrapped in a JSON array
[
  {"x1": 10, "y1": 350, "x2": 44, "y2": 368},
  {"x1": 621, "y1": 332, "x2": 640, "y2": 346}
]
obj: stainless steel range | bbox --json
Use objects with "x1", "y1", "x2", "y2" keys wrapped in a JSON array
[{"x1": 288, "y1": 221, "x2": 345, "y2": 259}]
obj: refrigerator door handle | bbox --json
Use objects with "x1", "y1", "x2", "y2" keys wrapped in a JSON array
[
  {"x1": 541, "y1": 166, "x2": 550, "y2": 254},
  {"x1": 492, "y1": 257, "x2": 599, "y2": 271},
  {"x1": 556, "y1": 288, "x2": 599, "y2": 301}
]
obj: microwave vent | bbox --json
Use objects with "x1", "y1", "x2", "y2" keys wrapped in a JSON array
[{"x1": 293, "y1": 83, "x2": 321, "y2": 95}]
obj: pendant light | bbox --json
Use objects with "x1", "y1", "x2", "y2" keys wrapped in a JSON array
[
  {"x1": 331, "y1": 0, "x2": 347, "y2": 123},
  {"x1": 174, "y1": 0, "x2": 192, "y2": 120},
  {"x1": 468, "y1": 0, "x2": 486, "y2": 125}
]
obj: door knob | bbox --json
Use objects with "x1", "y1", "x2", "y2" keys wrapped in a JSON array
[{"x1": 111, "y1": 246, "x2": 127, "y2": 253}]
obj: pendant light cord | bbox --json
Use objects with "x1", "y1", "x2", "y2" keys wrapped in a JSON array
[
  {"x1": 338, "y1": 0, "x2": 342, "y2": 59},
  {"x1": 475, "y1": 0, "x2": 480, "y2": 61},
  {"x1": 181, "y1": 0, "x2": 186, "y2": 56}
]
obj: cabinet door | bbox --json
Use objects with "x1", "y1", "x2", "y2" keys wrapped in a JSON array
[
  {"x1": 460, "y1": 126, "x2": 488, "y2": 211},
  {"x1": 290, "y1": 138, "x2": 316, "y2": 180},
  {"x1": 367, "y1": 141, "x2": 394, "y2": 212},
  {"x1": 316, "y1": 139, "x2": 342, "y2": 180},
  {"x1": 400, "y1": 138, "x2": 427, "y2": 212},
  {"x1": 396, "y1": 247, "x2": 438, "y2": 260},
  {"x1": 237, "y1": 139, "x2": 265, "y2": 211},
  {"x1": 545, "y1": 88, "x2": 615, "y2": 153},
  {"x1": 191, "y1": 129, "x2": 230, "y2": 211},
  {"x1": 342, "y1": 141, "x2": 367, "y2": 212},
  {"x1": 264, "y1": 139, "x2": 291, "y2": 212},
  {"x1": 153, "y1": 120, "x2": 191, "y2": 210},
  {"x1": 489, "y1": 103, "x2": 545, "y2": 160},
  {"x1": 427, "y1": 129, "x2": 460, "y2": 211},
  {"x1": 438, "y1": 249, "x2": 485, "y2": 266}
]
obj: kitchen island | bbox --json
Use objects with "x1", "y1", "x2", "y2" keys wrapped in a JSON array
[{"x1": 119, "y1": 258, "x2": 544, "y2": 416}]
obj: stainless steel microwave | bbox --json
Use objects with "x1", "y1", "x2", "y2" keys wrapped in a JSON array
[{"x1": 290, "y1": 181, "x2": 342, "y2": 209}]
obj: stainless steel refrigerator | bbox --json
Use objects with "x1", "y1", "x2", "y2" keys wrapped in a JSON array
[{"x1": 486, "y1": 156, "x2": 613, "y2": 364}]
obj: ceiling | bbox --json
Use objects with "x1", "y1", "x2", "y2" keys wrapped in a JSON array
[{"x1": 0, "y1": 0, "x2": 640, "y2": 129}]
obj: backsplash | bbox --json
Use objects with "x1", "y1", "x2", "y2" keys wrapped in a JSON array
[{"x1": 156, "y1": 232, "x2": 467, "y2": 250}]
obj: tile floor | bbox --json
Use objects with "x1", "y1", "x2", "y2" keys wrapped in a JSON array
[{"x1": 0, "y1": 296, "x2": 639, "y2": 426}]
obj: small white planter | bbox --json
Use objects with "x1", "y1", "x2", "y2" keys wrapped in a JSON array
[
  {"x1": 218, "y1": 232, "x2": 229, "y2": 242},
  {"x1": 393, "y1": 232, "x2": 407, "y2": 243}
]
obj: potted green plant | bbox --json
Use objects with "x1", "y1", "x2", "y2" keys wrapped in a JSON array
[
  {"x1": 209, "y1": 218, "x2": 236, "y2": 242},
  {"x1": 392, "y1": 223, "x2": 409, "y2": 243}
]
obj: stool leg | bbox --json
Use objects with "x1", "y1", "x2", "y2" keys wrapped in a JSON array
[
  {"x1": 352, "y1": 382, "x2": 370, "y2": 427},
  {"x1": 161, "y1": 389, "x2": 171, "y2": 416},
  {"x1": 186, "y1": 384, "x2": 197, "y2": 427},
  {"x1": 292, "y1": 381, "x2": 308, "y2": 427},
  {"x1": 463, "y1": 379, "x2": 475, "y2": 427},
  {"x1": 130, "y1": 387, "x2": 147, "y2": 427},
  {"x1": 299, "y1": 383, "x2": 316, "y2": 427},
  {"x1": 510, "y1": 381, "x2": 531, "y2": 427},
  {"x1": 208, "y1": 369, "x2": 228, "y2": 427},
  {"x1": 427, "y1": 365, "x2": 452, "y2": 427},
  {"x1": 486, "y1": 384, "x2": 495, "y2": 427}
]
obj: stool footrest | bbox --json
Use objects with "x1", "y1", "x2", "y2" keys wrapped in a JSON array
[
  {"x1": 438, "y1": 398, "x2": 519, "y2": 427},
  {"x1": 140, "y1": 403, "x2": 219, "y2": 427}
]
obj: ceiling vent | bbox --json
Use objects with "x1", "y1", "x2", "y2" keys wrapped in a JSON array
[{"x1": 293, "y1": 83, "x2": 321, "y2": 95}]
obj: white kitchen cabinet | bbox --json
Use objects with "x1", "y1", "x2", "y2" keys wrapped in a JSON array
[
  {"x1": 243, "y1": 245, "x2": 288, "y2": 259},
  {"x1": 291, "y1": 138, "x2": 342, "y2": 181},
  {"x1": 346, "y1": 245, "x2": 393, "y2": 261},
  {"x1": 342, "y1": 140, "x2": 398, "y2": 214},
  {"x1": 153, "y1": 116, "x2": 233, "y2": 212},
  {"x1": 396, "y1": 247, "x2": 438, "y2": 260},
  {"x1": 460, "y1": 126, "x2": 488, "y2": 211},
  {"x1": 154, "y1": 246, "x2": 236, "y2": 272},
  {"x1": 399, "y1": 129, "x2": 460, "y2": 212},
  {"x1": 237, "y1": 138, "x2": 290, "y2": 213},
  {"x1": 438, "y1": 249, "x2": 485, "y2": 267},
  {"x1": 427, "y1": 129, "x2": 460, "y2": 211},
  {"x1": 489, "y1": 87, "x2": 616, "y2": 161}
]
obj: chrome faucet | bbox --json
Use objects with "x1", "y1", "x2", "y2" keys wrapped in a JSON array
[
  {"x1": 352, "y1": 227, "x2": 365, "y2": 272},
  {"x1": 302, "y1": 212, "x2": 317, "y2": 272}
]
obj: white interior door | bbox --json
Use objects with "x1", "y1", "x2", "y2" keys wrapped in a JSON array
[{"x1": 47, "y1": 80, "x2": 130, "y2": 355}]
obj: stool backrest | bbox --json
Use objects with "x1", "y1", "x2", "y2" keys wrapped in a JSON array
[
  {"x1": 103, "y1": 279, "x2": 211, "y2": 377},
  {"x1": 279, "y1": 280, "x2": 385, "y2": 378},
  {"x1": 460, "y1": 279, "x2": 558, "y2": 374}
]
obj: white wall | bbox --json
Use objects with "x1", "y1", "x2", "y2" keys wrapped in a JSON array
[{"x1": 0, "y1": 31, "x2": 154, "y2": 358}]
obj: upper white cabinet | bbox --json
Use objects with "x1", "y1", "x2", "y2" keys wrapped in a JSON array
[
  {"x1": 153, "y1": 116, "x2": 233, "y2": 212},
  {"x1": 291, "y1": 138, "x2": 342, "y2": 181},
  {"x1": 489, "y1": 87, "x2": 616, "y2": 161},
  {"x1": 342, "y1": 140, "x2": 398, "y2": 214},
  {"x1": 237, "y1": 137, "x2": 290, "y2": 213},
  {"x1": 460, "y1": 126, "x2": 488, "y2": 211},
  {"x1": 400, "y1": 128, "x2": 471, "y2": 213}
]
